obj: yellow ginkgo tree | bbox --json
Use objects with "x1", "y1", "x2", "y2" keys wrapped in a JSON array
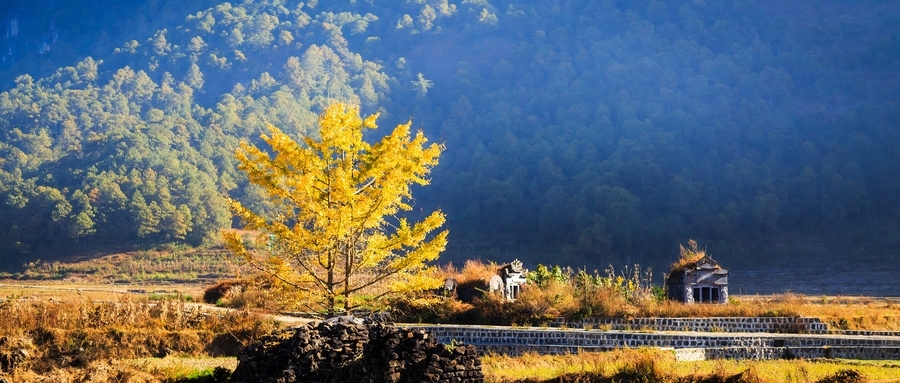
[{"x1": 223, "y1": 103, "x2": 447, "y2": 316}]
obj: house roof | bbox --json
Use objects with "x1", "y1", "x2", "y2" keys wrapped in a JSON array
[{"x1": 670, "y1": 254, "x2": 725, "y2": 273}]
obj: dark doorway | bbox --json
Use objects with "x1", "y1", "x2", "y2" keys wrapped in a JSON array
[{"x1": 693, "y1": 287, "x2": 721, "y2": 303}]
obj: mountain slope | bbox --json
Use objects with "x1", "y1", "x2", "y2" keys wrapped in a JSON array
[{"x1": 1, "y1": 0, "x2": 898, "y2": 271}]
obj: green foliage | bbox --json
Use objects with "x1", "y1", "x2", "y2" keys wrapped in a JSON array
[
  {"x1": 0, "y1": 1, "x2": 390, "y2": 264},
  {"x1": 2, "y1": 0, "x2": 900, "y2": 274},
  {"x1": 527, "y1": 264, "x2": 568, "y2": 288},
  {"x1": 173, "y1": 367, "x2": 233, "y2": 383}
]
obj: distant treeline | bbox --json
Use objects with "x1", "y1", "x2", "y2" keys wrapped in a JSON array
[{"x1": 1, "y1": 0, "x2": 898, "y2": 269}]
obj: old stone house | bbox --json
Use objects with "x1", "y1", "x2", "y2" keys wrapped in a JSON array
[
  {"x1": 499, "y1": 259, "x2": 528, "y2": 301},
  {"x1": 485, "y1": 259, "x2": 528, "y2": 301},
  {"x1": 451, "y1": 259, "x2": 529, "y2": 303},
  {"x1": 666, "y1": 254, "x2": 729, "y2": 304}
]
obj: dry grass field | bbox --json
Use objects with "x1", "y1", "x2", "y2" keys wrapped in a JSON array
[
  {"x1": 0, "y1": 290, "x2": 276, "y2": 382},
  {"x1": 3, "y1": 254, "x2": 900, "y2": 382},
  {"x1": 0, "y1": 248, "x2": 279, "y2": 382},
  {"x1": 482, "y1": 349, "x2": 900, "y2": 382}
]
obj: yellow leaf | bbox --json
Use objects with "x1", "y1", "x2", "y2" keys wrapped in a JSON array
[{"x1": 223, "y1": 103, "x2": 446, "y2": 316}]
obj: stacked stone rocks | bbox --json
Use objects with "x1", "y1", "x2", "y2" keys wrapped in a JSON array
[
  {"x1": 230, "y1": 317, "x2": 483, "y2": 383},
  {"x1": 365, "y1": 323, "x2": 482, "y2": 383}
]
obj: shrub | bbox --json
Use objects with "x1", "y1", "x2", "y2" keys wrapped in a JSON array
[
  {"x1": 510, "y1": 279, "x2": 580, "y2": 323},
  {"x1": 202, "y1": 279, "x2": 248, "y2": 305},
  {"x1": 817, "y1": 369, "x2": 864, "y2": 383},
  {"x1": 612, "y1": 349, "x2": 669, "y2": 383}
]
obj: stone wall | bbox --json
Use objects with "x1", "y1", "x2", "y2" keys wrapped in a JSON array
[
  {"x1": 671, "y1": 348, "x2": 705, "y2": 361},
  {"x1": 402, "y1": 323, "x2": 900, "y2": 361},
  {"x1": 548, "y1": 316, "x2": 828, "y2": 334},
  {"x1": 699, "y1": 346, "x2": 900, "y2": 361},
  {"x1": 405, "y1": 325, "x2": 770, "y2": 353},
  {"x1": 833, "y1": 330, "x2": 900, "y2": 337}
]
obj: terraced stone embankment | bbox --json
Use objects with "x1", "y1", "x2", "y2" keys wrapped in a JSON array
[
  {"x1": 549, "y1": 317, "x2": 829, "y2": 334},
  {"x1": 403, "y1": 317, "x2": 900, "y2": 361}
]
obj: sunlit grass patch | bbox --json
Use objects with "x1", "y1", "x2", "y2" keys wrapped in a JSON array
[
  {"x1": 0, "y1": 294, "x2": 277, "y2": 379},
  {"x1": 123, "y1": 356, "x2": 237, "y2": 381},
  {"x1": 482, "y1": 349, "x2": 900, "y2": 383},
  {"x1": 482, "y1": 348, "x2": 673, "y2": 382},
  {"x1": 1, "y1": 249, "x2": 245, "y2": 284}
]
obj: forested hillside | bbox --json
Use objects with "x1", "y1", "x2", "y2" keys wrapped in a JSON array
[{"x1": 1, "y1": 0, "x2": 898, "y2": 271}]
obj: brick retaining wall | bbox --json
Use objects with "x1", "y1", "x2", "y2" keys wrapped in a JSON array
[
  {"x1": 549, "y1": 317, "x2": 828, "y2": 334},
  {"x1": 401, "y1": 323, "x2": 900, "y2": 361},
  {"x1": 832, "y1": 330, "x2": 900, "y2": 337}
]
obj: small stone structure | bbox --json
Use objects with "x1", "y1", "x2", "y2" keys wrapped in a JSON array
[
  {"x1": 442, "y1": 277, "x2": 458, "y2": 297},
  {"x1": 666, "y1": 254, "x2": 729, "y2": 304},
  {"x1": 230, "y1": 317, "x2": 483, "y2": 383},
  {"x1": 496, "y1": 259, "x2": 528, "y2": 301},
  {"x1": 454, "y1": 260, "x2": 530, "y2": 303}
]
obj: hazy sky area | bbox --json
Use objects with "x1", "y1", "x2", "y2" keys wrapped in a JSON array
[{"x1": 1, "y1": 0, "x2": 899, "y2": 294}]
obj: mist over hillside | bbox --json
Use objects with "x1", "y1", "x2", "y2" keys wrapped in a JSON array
[{"x1": 1, "y1": 0, "x2": 899, "y2": 276}]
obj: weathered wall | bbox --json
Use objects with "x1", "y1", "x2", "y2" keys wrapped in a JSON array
[
  {"x1": 402, "y1": 321, "x2": 900, "y2": 361},
  {"x1": 548, "y1": 317, "x2": 828, "y2": 334}
]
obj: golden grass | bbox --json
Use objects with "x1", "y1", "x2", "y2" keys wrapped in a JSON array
[
  {"x1": 482, "y1": 349, "x2": 900, "y2": 383},
  {"x1": 122, "y1": 356, "x2": 238, "y2": 380},
  {"x1": 4, "y1": 357, "x2": 236, "y2": 383},
  {"x1": 0, "y1": 293, "x2": 279, "y2": 381},
  {"x1": 457, "y1": 259, "x2": 503, "y2": 285},
  {"x1": 0, "y1": 281, "x2": 204, "y2": 303},
  {"x1": 510, "y1": 280, "x2": 582, "y2": 321},
  {"x1": 669, "y1": 239, "x2": 709, "y2": 271},
  {"x1": 7, "y1": 360, "x2": 162, "y2": 383},
  {"x1": 2, "y1": 249, "x2": 246, "y2": 284},
  {"x1": 482, "y1": 349, "x2": 662, "y2": 382}
]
